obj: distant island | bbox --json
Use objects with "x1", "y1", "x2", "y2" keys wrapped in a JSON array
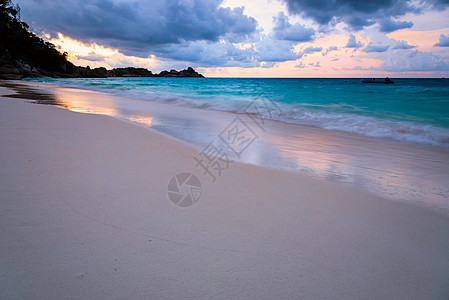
[{"x1": 0, "y1": 1, "x2": 204, "y2": 80}]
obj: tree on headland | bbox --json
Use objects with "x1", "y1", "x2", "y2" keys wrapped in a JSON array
[
  {"x1": 0, "y1": 0, "x2": 76, "y2": 77},
  {"x1": 0, "y1": 0, "x2": 204, "y2": 79}
]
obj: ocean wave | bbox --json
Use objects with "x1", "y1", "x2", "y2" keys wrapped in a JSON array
[
  {"x1": 26, "y1": 78, "x2": 449, "y2": 148},
  {"x1": 275, "y1": 109, "x2": 449, "y2": 147}
]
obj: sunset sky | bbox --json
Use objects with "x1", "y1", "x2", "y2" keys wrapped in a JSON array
[{"x1": 16, "y1": 0, "x2": 449, "y2": 77}]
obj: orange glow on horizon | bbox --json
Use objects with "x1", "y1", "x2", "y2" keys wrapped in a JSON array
[
  {"x1": 44, "y1": 31, "x2": 448, "y2": 78},
  {"x1": 48, "y1": 33, "x2": 157, "y2": 70}
]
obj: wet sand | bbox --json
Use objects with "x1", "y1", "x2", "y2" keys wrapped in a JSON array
[
  {"x1": 1, "y1": 82, "x2": 449, "y2": 299},
  {"x1": 8, "y1": 81, "x2": 449, "y2": 213}
]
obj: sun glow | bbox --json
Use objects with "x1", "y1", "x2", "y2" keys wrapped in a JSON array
[{"x1": 48, "y1": 33, "x2": 158, "y2": 70}]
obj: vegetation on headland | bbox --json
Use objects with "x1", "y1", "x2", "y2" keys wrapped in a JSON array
[{"x1": 0, "y1": 0, "x2": 204, "y2": 79}]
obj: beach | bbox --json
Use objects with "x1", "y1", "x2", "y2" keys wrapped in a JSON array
[{"x1": 1, "y1": 81, "x2": 449, "y2": 299}]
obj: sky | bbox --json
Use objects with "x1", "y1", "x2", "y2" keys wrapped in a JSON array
[{"x1": 16, "y1": 0, "x2": 449, "y2": 77}]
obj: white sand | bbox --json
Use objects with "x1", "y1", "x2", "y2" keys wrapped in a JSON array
[{"x1": 1, "y1": 91, "x2": 449, "y2": 299}]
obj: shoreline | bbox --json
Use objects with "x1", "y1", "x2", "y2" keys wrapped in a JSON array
[
  {"x1": 1, "y1": 83, "x2": 449, "y2": 298},
  {"x1": 3, "y1": 80, "x2": 449, "y2": 215},
  {"x1": 21, "y1": 77, "x2": 449, "y2": 150}
]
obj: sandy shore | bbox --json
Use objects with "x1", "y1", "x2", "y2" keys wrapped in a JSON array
[{"x1": 1, "y1": 85, "x2": 449, "y2": 299}]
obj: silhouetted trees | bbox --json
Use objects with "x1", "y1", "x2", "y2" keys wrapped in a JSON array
[
  {"x1": 0, "y1": 0, "x2": 75, "y2": 74},
  {"x1": 1, "y1": 1, "x2": 204, "y2": 79}
]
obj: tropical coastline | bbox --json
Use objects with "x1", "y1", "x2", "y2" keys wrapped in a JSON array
[
  {"x1": 3, "y1": 79, "x2": 449, "y2": 215},
  {"x1": 1, "y1": 83, "x2": 449, "y2": 298},
  {"x1": 2, "y1": 0, "x2": 449, "y2": 298}
]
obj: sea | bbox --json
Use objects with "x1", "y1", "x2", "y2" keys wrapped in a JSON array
[
  {"x1": 27, "y1": 77, "x2": 449, "y2": 147},
  {"x1": 24, "y1": 77, "x2": 449, "y2": 213}
]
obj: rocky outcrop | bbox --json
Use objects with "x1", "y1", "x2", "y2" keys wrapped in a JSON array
[
  {"x1": 1, "y1": 1, "x2": 205, "y2": 80},
  {"x1": 0, "y1": 55, "x2": 42, "y2": 79},
  {"x1": 155, "y1": 67, "x2": 204, "y2": 78},
  {"x1": 0, "y1": 55, "x2": 205, "y2": 79},
  {"x1": 108, "y1": 67, "x2": 153, "y2": 77}
]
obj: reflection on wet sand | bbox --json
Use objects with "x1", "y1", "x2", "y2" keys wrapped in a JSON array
[
  {"x1": 262, "y1": 121, "x2": 449, "y2": 211},
  {"x1": 1, "y1": 81, "x2": 59, "y2": 103},
  {"x1": 128, "y1": 114, "x2": 153, "y2": 127},
  {"x1": 16, "y1": 81, "x2": 449, "y2": 213},
  {"x1": 52, "y1": 87, "x2": 119, "y2": 117}
]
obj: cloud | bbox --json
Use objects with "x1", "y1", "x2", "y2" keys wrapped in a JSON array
[
  {"x1": 296, "y1": 61, "x2": 306, "y2": 68},
  {"x1": 75, "y1": 51, "x2": 106, "y2": 62},
  {"x1": 154, "y1": 40, "x2": 258, "y2": 67},
  {"x1": 323, "y1": 46, "x2": 338, "y2": 55},
  {"x1": 18, "y1": 0, "x2": 258, "y2": 58},
  {"x1": 352, "y1": 66, "x2": 373, "y2": 70},
  {"x1": 393, "y1": 40, "x2": 416, "y2": 50},
  {"x1": 434, "y1": 34, "x2": 449, "y2": 47},
  {"x1": 362, "y1": 43, "x2": 389, "y2": 53},
  {"x1": 279, "y1": 0, "x2": 448, "y2": 30},
  {"x1": 261, "y1": 61, "x2": 277, "y2": 68},
  {"x1": 272, "y1": 12, "x2": 315, "y2": 42},
  {"x1": 379, "y1": 49, "x2": 449, "y2": 71},
  {"x1": 256, "y1": 37, "x2": 299, "y2": 62},
  {"x1": 155, "y1": 34, "x2": 302, "y2": 67},
  {"x1": 345, "y1": 34, "x2": 363, "y2": 48},
  {"x1": 295, "y1": 46, "x2": 322, "y2": 59},
  {"x1": 378, "y1": 18, "x2": 413, "y2": 33},
  {"x1": 303, "y1": 46, "x2": 322, "y2": 54}
]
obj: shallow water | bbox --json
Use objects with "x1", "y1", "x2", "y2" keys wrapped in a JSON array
[
  {"x1": 26, "y1": 77, "x2": 449, "y2": 148},
  {"x1": 23, "y1": 84, "x2": 449, "y2": 215}
]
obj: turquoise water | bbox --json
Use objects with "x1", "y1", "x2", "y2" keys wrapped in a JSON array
[{"x1": 26, "y1": 77, "x2": 449, "y2": 147}]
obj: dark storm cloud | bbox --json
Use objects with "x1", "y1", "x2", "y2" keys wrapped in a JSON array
[
  {"x1": 272, "y1": 12, "x2": 315, "y2": 42},
  {"x1": 153, "y1": 41, "x2": 258, "y2": 67},
  {"x1": 151, "y1": 35, "x2": 302, "y2": 67},
  {"x1": 434, "y1": 34, "x2": 449, "y2": 47},
  {"x1": 17, "y1": 0, "x2": 258, "y2": 57},
  {"x1": 378, "y1": 18, "x2": 413, "y2": 33},
  {"x1": 279, "y1": 0, "x2": 449, "y2": 31}
]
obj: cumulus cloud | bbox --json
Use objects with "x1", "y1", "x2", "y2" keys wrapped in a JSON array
[
  {"x1": 393, "y1": 40, "x2": 416, "y2": 50},
  {"x1": 303, "y1": 46, "x2": 322, "y2": 54},
  {"x1": 295, "y1": 46, "x2": 323, "y2": 59},
  {"x1": 378, "y1": 18, "x2": 413, "y2": 33},
  {"x1": 362, "y1": 43, "x2": 390, "y2": 53},
  {"x1": 154, "y1": 34, "x2": 302, "y2": 67},
  {"x1": 279, "y1": 0, "x2": 448, "y2": 31},
  {"x1": 256, "y1": 38, "x2": 299, "y2": 62},
  {"x1": 434, "y1": 34, "x2": 449, "y2": 47},
  {"x1": 17, "y1": 0, "x2": 258, "y2": 57},
  {"x1": 379, "y1": 49, "x2": 449, "y2": 71},
  {"x1": 272, "y1": 12, "x2": 315, "y2": 42},
  {"x1": 345, "y1": 34, "x2": 363, "y2": 48},
  {"x1": 153, "y1": 40, "x2": 258, "y2": 67},
  {"x1": 323, "y1": 46, "x2": 338, "y2": 55}
]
